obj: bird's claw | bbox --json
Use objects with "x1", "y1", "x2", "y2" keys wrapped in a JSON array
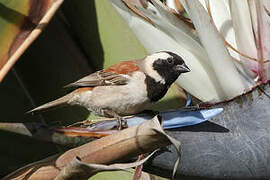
[{"x1": 117, "y1": 117, "x2": 128, "y2": 130}]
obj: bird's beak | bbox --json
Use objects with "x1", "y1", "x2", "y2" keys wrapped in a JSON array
[{"x1": 176, "y1": 64, "x2": 190, "y2": 73}]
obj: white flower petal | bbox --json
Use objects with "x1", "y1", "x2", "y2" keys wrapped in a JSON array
[
  {"x1": 166, "y1": 0, "x2": 179, "y2": 13},
  {"x1": 208, "y1": 0, "x2": 239, "y2": 59},
  {"x1": 150, "y1": 0, "x2": 199, "y2": 42},
  {"x1": 181, "y1": 0, "x2": 253, "y2": 99},
  {"x1": 250, "y1": 0, "x2": 270, "y2": 82},
  {"x1": 209, "y1": 0, "x2": 256, "y2": 82},
  {"x1": 229, "y1": 0, "x2": 259, "y2": 75}
]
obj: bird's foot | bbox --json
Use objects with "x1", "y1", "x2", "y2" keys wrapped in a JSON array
[
  {"x1": 116, "y1": 117, "x2": 128, "y2": 130},
  {"x1": 103, "y1": 109, "x2": 128, "y2": 130}
]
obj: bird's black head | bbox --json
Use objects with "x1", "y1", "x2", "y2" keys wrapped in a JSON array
[
  {"x1": 144, "y1": 52, "x2": 190, "y2": 102},
  {"x1": 152, "y1": 51, "x2": 190, "y2": 85}
]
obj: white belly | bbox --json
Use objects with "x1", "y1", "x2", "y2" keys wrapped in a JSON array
[{"x1": 87, "y1": 71, "x2": 150, "y2": 116}]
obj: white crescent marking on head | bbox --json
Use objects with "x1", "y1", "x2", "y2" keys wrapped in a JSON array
[{"x1": 144, "y1": 52, "x2": 171, "y2": 84}]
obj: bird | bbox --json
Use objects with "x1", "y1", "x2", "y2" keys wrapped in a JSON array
[{"x1": 28, "y1": 51, "x2": 190, "y2": 129}]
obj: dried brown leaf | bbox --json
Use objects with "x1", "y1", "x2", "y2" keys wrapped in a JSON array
[
  {"x1": 55, "y1": 151, "x2": 156, "y2": 180},
  {"x1": 3, "y1": 116, "x2": 181, "y2": 180},
  {"x1": 122, "y1": 0, "x2": 154, "y2": 25}
]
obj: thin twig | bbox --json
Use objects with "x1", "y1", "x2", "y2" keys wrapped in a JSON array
[{"x1": 0, "y1": 0, "x2": 65, "y2": 82}]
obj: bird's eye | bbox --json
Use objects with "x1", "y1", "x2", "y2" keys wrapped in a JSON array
[{"x1": 168, "y1": 58, "x2": 173, "y2": 64}]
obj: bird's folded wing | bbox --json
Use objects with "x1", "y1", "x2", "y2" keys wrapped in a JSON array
[
  {"x1": 64, "y1": 70, "x2": 129, "y2": 88},
  {"x1": 64, "y1": 60, "x2": 140, "y2": 88}
]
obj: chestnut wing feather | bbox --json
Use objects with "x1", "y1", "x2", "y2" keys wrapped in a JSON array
[{"x1": 64, "y1": 61, "x2": 140, "y2": 88}]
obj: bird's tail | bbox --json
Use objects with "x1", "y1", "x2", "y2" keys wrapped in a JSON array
[{"x1": 27, "y1": 92, "x2": 75, "y2": 114}]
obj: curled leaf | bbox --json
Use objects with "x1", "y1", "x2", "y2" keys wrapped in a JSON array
[
  {"x1": 3, "y1": 116, "x2": 181, "y2": 180},
  {"x1": 55, "y1": 151, "x2": 156, "y2": 180}
]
